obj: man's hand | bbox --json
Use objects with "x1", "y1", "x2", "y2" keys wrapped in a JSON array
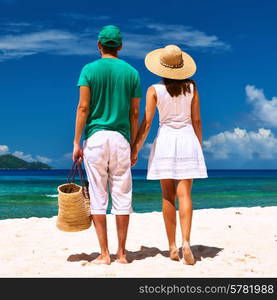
[
  {"x1": 131, "y1": 150, "x2": 138, "y2": 167},
  {"x1": 72, "y1": 144, "x2": 83, "y2": 163}
]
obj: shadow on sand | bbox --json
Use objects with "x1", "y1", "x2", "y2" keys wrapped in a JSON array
[{"x1": 67, "y1": 244, "x2": 223, "y2": 263}]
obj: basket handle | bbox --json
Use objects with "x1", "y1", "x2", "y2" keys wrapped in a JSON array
[
  {"x1": 67, "y1": 160, "x2": 86, "y2": 188},
  {"x1": 67, "y1": 160, "x2": 77, "y2": 183}
]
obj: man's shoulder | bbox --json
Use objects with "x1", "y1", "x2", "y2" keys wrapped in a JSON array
[
  {"x1": 82, "y1": 59, "x2": 102, "y2": 70},
  {"x1": 118, "y1": 59, "x2": 139, "y2": 75},
  {"x1": 80, "y1": 59, "x2": 139, "y2": 79}
]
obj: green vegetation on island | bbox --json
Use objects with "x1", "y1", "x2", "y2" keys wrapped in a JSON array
[{"x1": 0, "y1": 154, "x2": 52, "y2": 170}]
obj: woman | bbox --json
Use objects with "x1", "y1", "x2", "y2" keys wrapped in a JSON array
[{"x1": 131, "y1": 45, "x2": 208, "y2": 265}]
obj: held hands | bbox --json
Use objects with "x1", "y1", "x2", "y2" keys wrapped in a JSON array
[
  {"x1": 72, "y1": 143, "x2": 83, "y2": 163},
  {"x1": 131, "y1": 149, "x2": 138, "y2": 167}
]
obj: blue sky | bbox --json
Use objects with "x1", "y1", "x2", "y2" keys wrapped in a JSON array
[{"x1": 1, "y1": 0, "x2": 277, "y2": 169}]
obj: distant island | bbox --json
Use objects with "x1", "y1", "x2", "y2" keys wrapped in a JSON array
[{"x1": 0, "y1": 154, "x2": 52, "y2": 170}]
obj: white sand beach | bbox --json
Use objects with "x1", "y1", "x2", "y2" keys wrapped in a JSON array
[{"x1": 0, "y1": 206, "x2": 277, "y2": 277}]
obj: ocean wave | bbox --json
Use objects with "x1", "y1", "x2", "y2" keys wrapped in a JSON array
[{"x1": 46, "y1": 194, "x2": 58, "y2": 198}]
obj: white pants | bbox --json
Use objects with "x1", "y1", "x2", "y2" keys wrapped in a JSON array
[{"x1": 83, "y1": 130, "x2": 132, "y2": 215}]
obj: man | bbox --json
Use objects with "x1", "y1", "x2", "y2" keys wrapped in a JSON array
[{"x1": 72, "y1": 25, "x2": 141, "y2": 265}]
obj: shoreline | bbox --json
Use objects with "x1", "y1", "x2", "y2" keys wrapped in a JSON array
[
  {"x1": 1, "y1": 205, "x2": 277, "y2": 221},
  {"x1": 0, "y1": 206, "x2": 277, "y2": 277}
]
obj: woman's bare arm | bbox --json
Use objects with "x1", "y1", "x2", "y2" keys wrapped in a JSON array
[
  {"x1": 131, "y1": 86, "x2": 157, "y2": 159},
  {"x1": 191, "y1": 87, "x2": 203, "y2": 146}
]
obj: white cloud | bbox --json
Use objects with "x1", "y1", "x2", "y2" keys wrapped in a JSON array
[
  {"x1": 141, "y1": 143, "x2": 153, "y2": 159},
  {"x1": 35, "y1": 155, "x2": 52, "y2": 164},
  {"x1": 246, "y1": 85, "x2": 277, "y2": 127},
  {"x1": 12, "y1": 151, "x2": 36, "y2": 162},
  {"x1": 0, "y1": 145, "x2": 9, "y2": 154},
  {"x1": 203, "y1": 127, "x2": 277, "y2": 160},
  {"x1": 1, "y1": 145, "x2": 52, "y2": 164},
  {"x1": 0, "y1": 29, "x2": 98, "y2": 61},
  {"x1": 0, "y1": 19, "x2": 229, "y2": 61},
  {"x1": 145, "y1": 23, "x2": 230, "y2": 50},
  {"x1": 12, "y1": 150, "x2": 52, "y2": 164},
  {"x1": 121, "y1": 22, "x2": 230, "y2": 58}
]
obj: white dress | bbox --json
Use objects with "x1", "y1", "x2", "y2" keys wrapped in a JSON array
[{"x1": 147, "y1": 81, "x2": 208, "y2": 180}]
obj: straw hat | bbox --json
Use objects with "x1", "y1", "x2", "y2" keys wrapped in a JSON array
[{"x1": 145, "y1": 45, "x2": 196, "y2": 80}]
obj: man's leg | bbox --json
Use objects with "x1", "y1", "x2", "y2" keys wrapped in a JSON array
[
  {"x1": 83, "y1": 133, "x2": 110, "y2": 265},
  {"x1": 115, "y1": 215, "x2": 129, "y2": 263},
  {"x1": 108, "y1": 132, "x2": 132, "y2": 264},
  {"x1": 91, "y1": 215, "x2": 111, "y2": 264}
]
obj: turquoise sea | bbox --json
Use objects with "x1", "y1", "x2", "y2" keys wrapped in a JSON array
[{"x1": 0, "y1": 169, "x2": 277, "y2": 219}]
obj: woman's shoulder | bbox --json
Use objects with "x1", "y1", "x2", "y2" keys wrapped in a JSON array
[{"x1": 150, "y1": 81, "x2": 165, "y2": 90}]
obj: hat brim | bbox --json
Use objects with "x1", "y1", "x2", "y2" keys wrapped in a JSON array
[{"x1": 144, "y1": 48, "x2": 196, "y2": 80}]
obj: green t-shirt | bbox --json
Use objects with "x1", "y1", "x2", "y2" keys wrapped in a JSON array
[{"x1": 77, "y1": 58, "x2": 142, "y2": 142}]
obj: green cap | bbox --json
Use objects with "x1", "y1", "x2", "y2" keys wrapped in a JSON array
[{"x1": 98, "y1": 25, "x2": 122, "y2": 47}]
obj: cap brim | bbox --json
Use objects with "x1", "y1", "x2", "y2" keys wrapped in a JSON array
[
  {"x1": 99, "y1": 38, "x2": 122, "y2": 47},
  {"x1": 144, "y1": 48, "x2": 196, "y2": 80},
  {"x1": 102, "y1": 42, "x2": 122, "y2": 48}
]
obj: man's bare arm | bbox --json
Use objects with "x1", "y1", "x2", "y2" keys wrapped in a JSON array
[{"x1": 72, "y1": 86, "x2": 91, "y2": 161}]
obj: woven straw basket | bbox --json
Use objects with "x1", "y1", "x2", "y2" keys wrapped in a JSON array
[{"x1": 56, "y1": 163, "x2": 92, "y2": 232}]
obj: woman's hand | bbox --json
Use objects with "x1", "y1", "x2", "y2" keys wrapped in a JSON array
[
  {"x1": 131, "y1": 150, "x2": 138, "y2": 167},
  {"x1": 72, "y1": 143, "x2": 83, "y2": 163}
]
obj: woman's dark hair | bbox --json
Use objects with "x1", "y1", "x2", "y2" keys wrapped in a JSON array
[
  {"x1": 100, "y1": 41, "x2": 121, "y2": 56},
  {"x1": 163, "y1": 78, "x2": 196, "y2": 97}
]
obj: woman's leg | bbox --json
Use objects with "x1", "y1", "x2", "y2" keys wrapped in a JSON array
[
  {"x1": 160, "y1": 179, "x2": 179, "y2": 261},
  {"x1": 176, "y1": 179, "x2": 195, "y2": 265}
]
